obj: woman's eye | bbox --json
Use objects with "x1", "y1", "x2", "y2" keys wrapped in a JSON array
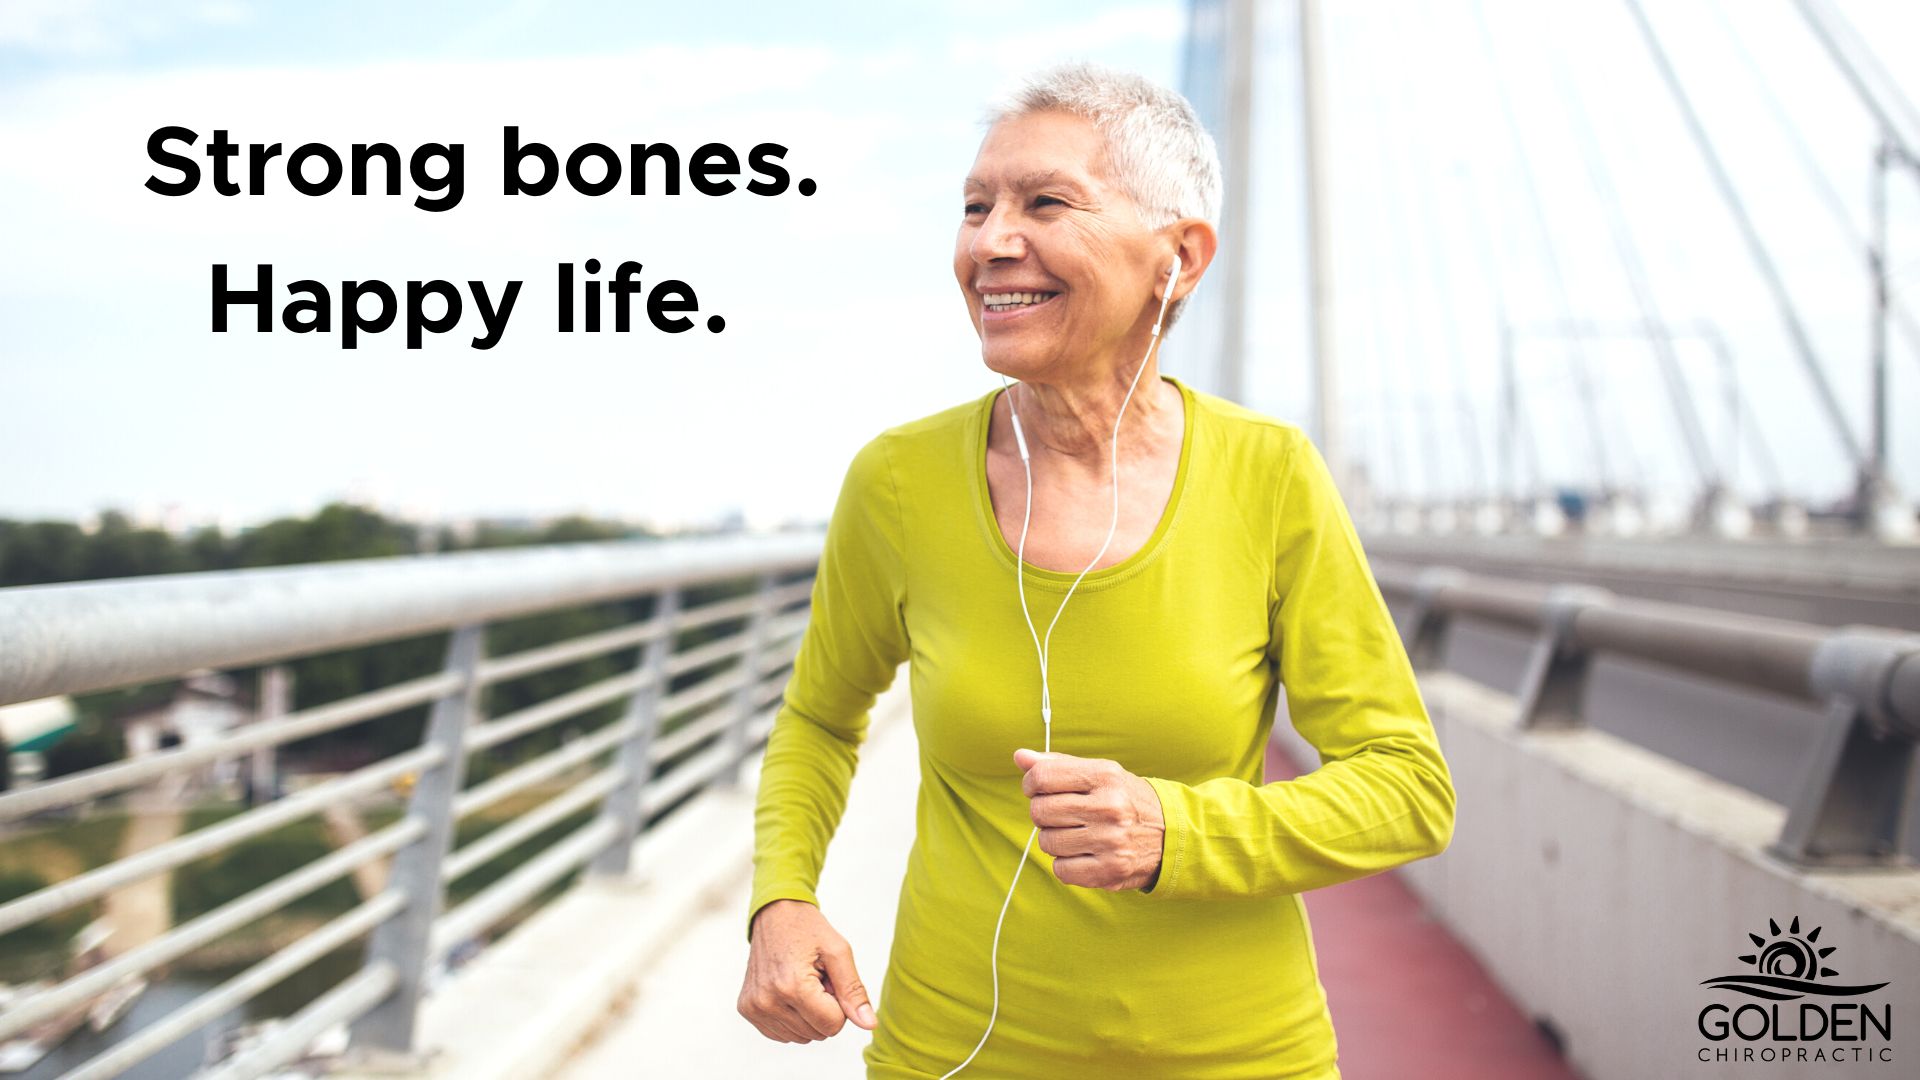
[{"x1": 961, "y1": 196, "x2": 1062, "y2": 216}]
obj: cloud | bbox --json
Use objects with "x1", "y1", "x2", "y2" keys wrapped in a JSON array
[
  {"x1": 0, "y1": 17, "x2": 1186, "y2": 524},
  {"x1": 0, "y1": 0, "x2": 252, "y2": 58},
  {"x1": 946, "y1": 4, "x2": 1185, "y2": 86}
]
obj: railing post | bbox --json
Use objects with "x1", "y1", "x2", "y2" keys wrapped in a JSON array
[
  {"x1": 250, "y1": 665, "x2": 291, "y2": 807},
  {"x1": 590, "y1": 587, "x2": 681, "y2": 880},
  {"x1": 1400, "y1": 566, "x2": 1463, "y2": 673},
  {"x1": 1514, "y1": 585, "x2": 1611, "y2": 729},
  {"x1": 345, "y1": 622, "x2": 486, "y2": 1064},
  {"x1": 719, "y1": 570, "x2": 778, "y2": 789},
  {"x1": 1769, "y1": 629, "x2": 1919, "y2": 868}
]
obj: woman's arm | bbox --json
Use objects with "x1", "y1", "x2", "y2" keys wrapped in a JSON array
[
  {"x1": 1141, "y1": 430, "x2": 1456, "y2": 901},
  {"x1": 746, "y1": 433, "x2": 911, "y2": 940}
]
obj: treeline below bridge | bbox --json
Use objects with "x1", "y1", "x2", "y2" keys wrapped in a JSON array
[{"x1": 0, "y1": 503, "x2": 758, "y2": 787}]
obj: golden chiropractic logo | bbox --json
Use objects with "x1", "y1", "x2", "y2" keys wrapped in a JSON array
[{"x1": 1696, "y1": 916, "x2": 1893, "y2": 1066}]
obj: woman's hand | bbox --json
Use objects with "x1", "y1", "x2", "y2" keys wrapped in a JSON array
[
  {"x1": 739, "y1": 899, "x2": 878, "y2": 1043},
  {"x1": 1014, "y1": 749, "x2": 1166, "y2": 891}
]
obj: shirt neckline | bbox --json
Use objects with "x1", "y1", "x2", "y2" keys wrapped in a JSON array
[{"x1": 971, "y1": 372, "x2": 1196, "y2": 592}]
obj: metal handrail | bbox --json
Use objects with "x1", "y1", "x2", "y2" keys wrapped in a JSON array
[
  {"x1": 467, "y1": 669, "x2": 656, "y2": 754},
  {"x1": 0, "y1": 531, "x2": 822, "y2": 1077},
  {"x1": 0, "y1": 602, "x2": 806, "y2": 823},
  {"x1": 0, "y1": 673, "x2": 463, "y2": 818},
  {"x1": 429, "y1": 817, "x2": 624, "y2": 960},
  {"x1": 0, "y1": 744, "x2": 445, "y2": 938},
  {"x1": 0, "y1": 533, "x2": 820, "y2": 707},
  {"x1": 0, "y1": 818, "x2": 425, "y2": 1042},
  {"x1": 441, "y1": 767, "x2": 624, "y2": 883},
  {"x1": 474, "y1": 616, "x2": 668, "y2": 686},
  {"x1": 453, "y1": 716, "x2": 641, "y2": 820},
  {"x1": 199, "y1": 962, "x2": 399, "y2": 1080},
  {"x1": 1374, "y1": 560, "x2": 1920, "y2": 869}
]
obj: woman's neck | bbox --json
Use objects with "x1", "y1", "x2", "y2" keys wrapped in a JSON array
[{"x1": 1006, "y1": 365, "x2": 1180, "y2": 468}]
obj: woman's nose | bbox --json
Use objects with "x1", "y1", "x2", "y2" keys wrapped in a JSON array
[{"x1": 970, "y1": 204, "x2": 1026, "y2": 265}]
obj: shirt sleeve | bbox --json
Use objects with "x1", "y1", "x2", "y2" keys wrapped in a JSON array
[
  {"x1": 747, "y1": 433, "x2": 910, "y2": 941},
  {"x1": 1140, "y1": 430, "x2": 1455, "y2": 900}
]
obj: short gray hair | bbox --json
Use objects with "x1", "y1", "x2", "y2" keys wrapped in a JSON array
[{"x1": 981, "y1": 61, "x2": 1222, "y2": 331}]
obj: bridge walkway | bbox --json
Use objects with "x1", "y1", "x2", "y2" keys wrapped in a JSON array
[{"x1": 557, "y1": 693, "x2": 1584, "y2": 1079}]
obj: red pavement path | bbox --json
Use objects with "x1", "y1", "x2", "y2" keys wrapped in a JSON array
[{"x1": 1266, "y1": 740, "x2": 1587, "y2": 1080}]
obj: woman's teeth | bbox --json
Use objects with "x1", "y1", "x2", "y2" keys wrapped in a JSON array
[{"x1": 983, "y1": 291, "x2": 1057, "y2": 312}]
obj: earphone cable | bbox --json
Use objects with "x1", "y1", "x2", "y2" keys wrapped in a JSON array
[{"x1": 941, "y1": 261, "x2": 1177, "y2": 1078}]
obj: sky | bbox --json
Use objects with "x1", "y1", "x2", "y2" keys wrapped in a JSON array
[
  {"x1": 1229, "y1": 0, "x2": 1920, "y2": 519},
  {"x1": 0, "y1": 0, "x2": 1915, "y2": 531}
]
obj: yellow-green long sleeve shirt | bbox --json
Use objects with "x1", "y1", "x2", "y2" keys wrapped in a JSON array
[{"x1": 749, "y1": 374, "x2": 1456, "y2": 1079}]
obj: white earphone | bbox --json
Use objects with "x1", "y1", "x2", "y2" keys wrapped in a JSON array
[{"x1": 942, "y1": 252, "x2": 1181, "y2": 1078}]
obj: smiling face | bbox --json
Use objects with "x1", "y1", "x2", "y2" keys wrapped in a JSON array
[{"x1": 955, "y1": 110, "x2": 1169, "y2": 382}]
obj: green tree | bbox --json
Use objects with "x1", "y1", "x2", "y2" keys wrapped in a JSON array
[{"x1": 1, "y1": 504, "x2": 669, "y2": 767}]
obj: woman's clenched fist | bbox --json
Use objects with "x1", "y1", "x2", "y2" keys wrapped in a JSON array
[
  {"x1": 740, "y1": 899, "x2": 878, "y2": 1042},
  {"x1": 1014, "y1": 748, "x2": 1166, "y2": 892}
]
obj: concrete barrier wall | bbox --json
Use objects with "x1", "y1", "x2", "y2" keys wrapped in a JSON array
[{"x1": 1270, "y1": 671, "x2": 1920, "y2": 1080}]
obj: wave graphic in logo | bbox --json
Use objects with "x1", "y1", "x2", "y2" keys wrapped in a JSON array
[{"x1": 1699, "y1": 916, "x2": 1888, "y2": 1001}]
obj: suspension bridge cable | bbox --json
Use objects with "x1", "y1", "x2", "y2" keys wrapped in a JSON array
[
  {"x1": 1543, "y1": 2, "x2": 1720, "y2": 499},
  {"x1": 1710, "y1": 0, "x2": 1920, "y2": 371},
  {"x1": 1696, "y1": 321, "x2": 1787, "y2": 500},
  {"x1": 1620, "y1": 0, "x2": 1865, "y2": 480},
  {"x1": 1465, "y1": 0, "x2": 1619, "y2": 498},
  {"x1": 1385, "y1": 0, "x2": 1492, "y2": 505},
  {"x1": 1792, "y1": 0, "x2": 1920, "y2": 181},
  {"x1": 1347, "y1": 7, "x2": 1442, "y2": 504}
]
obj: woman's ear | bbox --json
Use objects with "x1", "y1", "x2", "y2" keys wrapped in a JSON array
[{"x1": 1166, "y1": 218, "x2": 1218, "y2": 302}]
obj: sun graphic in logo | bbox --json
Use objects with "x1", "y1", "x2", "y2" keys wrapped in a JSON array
[
  {"x1": 1737, "y1": 916, "x2": 1836, "y2": 981},
  {"x1": 1701, "y1": 915, "x2": 1887, "y2": 1001}
]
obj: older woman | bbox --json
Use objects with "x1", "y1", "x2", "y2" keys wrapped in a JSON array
[{"x1": 739, "y1": 62, "x2": 1455, "y2": 1079}]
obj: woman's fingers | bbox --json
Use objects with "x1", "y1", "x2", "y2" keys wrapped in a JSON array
[
  {"x1": 739, "y1": 901, "x2": 876, "y2": 1044},
  {"x1": 748, "y1": 964, "x2": 845, "y2": 1042},
  {"x1": 786, "y1": 967, "x2": 850, "y2": 1038},
  {"x1": 769, "y1": 1006, "x2": 821, "y2": 1043},
  {"x1": 1028, "y1": 791, "x2": 1096, "y2": 826},
  {"x1": 739, "y1": 986, "x2": 800, "y2": 1042},
  {"x1": 750, "y1": 1013, "x2": 803, "y2": 1043},
  {"x1": 1036, "y1": 822, "x2": 1100, "y2": 857},
  {"x1": 1018, "y1": 758, "x2": 1166, "y2": 890},
  {"x1": 742, "y1": 985, "x2": 806, "y2": 1042},
  {"x1": 746, "y1": 980, "x2": 838, "y2": 1041},
  {"x1": 818, "y1": 941, "x2": 878, "y2": 1030},
  {"x1": 1049, "y1": 851, "x2": 1100, "y2": 885}
]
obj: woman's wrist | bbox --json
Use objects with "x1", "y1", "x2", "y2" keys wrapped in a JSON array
[{"x1": 751, "y1": 897, "x2": 816, "y2": 938}]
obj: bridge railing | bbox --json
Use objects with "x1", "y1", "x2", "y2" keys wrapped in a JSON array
[
  {"x1": 1376, "y1": 562, "x2": 1920, "y2": 870},
  {"x1": 0, "y1": 533, "x2": 822, "y2": 1078}
]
